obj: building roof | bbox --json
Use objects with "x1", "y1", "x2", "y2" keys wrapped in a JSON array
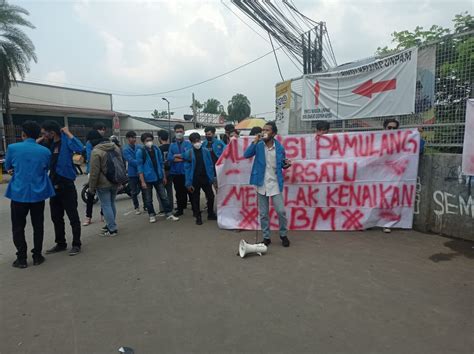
[
  {"x1": 129, "y1": 116, "x2": 192, "y2": 129},
  {"x1": 9, "y1": 102, "x2": 128, "y2": 118}
]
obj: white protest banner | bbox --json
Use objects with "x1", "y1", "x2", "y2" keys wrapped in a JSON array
[
  {"x1": 462, "y1": 99, "x2": 474, "y2": 175},
  {"x1": 302, "y1": 48, "x2": 418, "y2": 120},
  {"x1": 216, "y1": 130, "x2": 420, "y2": 231}
]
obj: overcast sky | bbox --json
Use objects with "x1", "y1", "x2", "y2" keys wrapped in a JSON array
[{"x1": 14, "y1": 0, "x2": 472, "y2": 119}]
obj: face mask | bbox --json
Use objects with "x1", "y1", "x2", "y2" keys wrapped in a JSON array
[
  {"x1": 206, "y1": 136, "x2": 213, "y2": 142},
  {"x1": 145, "y1": 141, "x2": 153, "y2": 148},
  {"x1": 263, "y1": 133, "x2": 269, "y2": 139},
  {"x1": 193, "y1": 142, "x2": 202, "y2": 149},
  {"x1": 175, "y1": 132, "x2": 184, "y2": 140}
]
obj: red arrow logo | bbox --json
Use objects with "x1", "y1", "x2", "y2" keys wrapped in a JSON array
[{"x1": 352, "y1": 79, "x2": 396, "y2": 98}]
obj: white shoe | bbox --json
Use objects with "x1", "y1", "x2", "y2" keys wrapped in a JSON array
[
  {"x1": 149, "y1": 216, "x2": 157, "y2": 223},
  {"x1": 383, "y1": 228, "x2": 391, "y2": 233},
  {"x1": 135, "y1": 208, "x2": 141, "y2": 215},
  {"x1": 166, "y1": 215, "x2": 179, "y2": 221},
  {"x1": 82, "y1": 217, "x2": 92, "y2": 226}
]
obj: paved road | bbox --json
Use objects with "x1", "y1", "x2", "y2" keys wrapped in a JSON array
[{"x1": 0, "y1": 176, "x2": 473, "y2": 354}]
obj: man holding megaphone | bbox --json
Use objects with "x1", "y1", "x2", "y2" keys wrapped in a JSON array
[{"x1": 244, "y1": 121, "x2": 291, "y2": 247}]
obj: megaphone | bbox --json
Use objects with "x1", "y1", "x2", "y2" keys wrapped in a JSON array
[{"x1": 239, "y1": 240, "x2": 268, "y2": 258}]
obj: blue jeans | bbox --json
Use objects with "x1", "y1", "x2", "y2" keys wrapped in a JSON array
[
  {"x1": 144, "y1": 181, "x2": 172, "y2": 217},
  {"x1": 158, "y1": 175, "x2": 174, "y2": 213},
  {"x1": 129, "y1": 176, "x2": 145, "y2": 209},
  {"x1": 258, "y1": 192, "x2": 287, "y2": 240},
  {"x1": 97, "y1": 187, "x2": 118, "y2": 232}
]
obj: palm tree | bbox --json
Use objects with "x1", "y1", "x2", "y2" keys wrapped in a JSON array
[
  {"x1": 0, "y1": 1, "x2": 37, "y2": 125},
  {"x1": 202, "y1": 98, "x2": 221, "y2": 114},
  {"x1": 227, "y1": 93, "x2": 251, "y2": 123}
]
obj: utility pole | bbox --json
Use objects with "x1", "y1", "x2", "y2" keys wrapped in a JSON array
[
  {"x1": 162, "y1": 97, "x2": 171, "y2": 135},
  {"x1": 192, "y1": 93, "x2": 197, "y2": 129}
]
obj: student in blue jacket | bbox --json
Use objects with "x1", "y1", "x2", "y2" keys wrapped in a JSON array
[
  {"x1": 4, "y1": 121, "x2": 55, "y2": 268},
  {"x1": 168, "y1": 124, "x2": 192, "y2": 216},
  {"x1": 137, "y1": 133, "x2": 179, "y2": 224},
  {"x1": 40, "y1": 121, "x2": 84, "y2": 256},
  {"x1": 123, "y1": 130, "x2": 145, "y2": 214},
  {"x1": 244, "y1": 121, "x2": 292, "y2": 247},
  {"x1": 184, "y1": 132, "x2": 217, "y2": 225}
]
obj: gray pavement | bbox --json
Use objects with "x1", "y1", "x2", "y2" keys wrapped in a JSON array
[{"x1": 0, "y1": 176, "x2": 473, "y2": 354}]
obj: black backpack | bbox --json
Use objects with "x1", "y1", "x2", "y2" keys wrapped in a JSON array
[{"x1": 105, "y1": 149, "x2": 128, "y2": 184}]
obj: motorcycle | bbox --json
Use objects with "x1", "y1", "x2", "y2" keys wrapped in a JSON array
[{"x1": 81, "y1": 181, "x2": 132, "y2": 204}]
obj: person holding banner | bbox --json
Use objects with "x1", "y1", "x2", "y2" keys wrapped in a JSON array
[{"x1": 244, "y1": 121, "x2": 292, "y2": 247}]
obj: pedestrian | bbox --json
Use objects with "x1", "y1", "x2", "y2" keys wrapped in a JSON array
[
  {"x1": 222, "y1": 124, "x2": 235, "y2": 145},
  {"x1": 315, "y1": 121, "x2": 330, "y2": 136},
  {"x1": 382, "y1": 118, "x2": 400, "y2": 234},
  {"x1": 244, "y1": 121, "x2": 292, "y2": 247},
  {"x1": 168, "y1": 124, "x2": 192, "y2": 216},
  {"x1": 83, "y1": 122, "x2": 107, "y2": 226},
  {"x1": 73, "y1": 151, "x2": 84, "y2": 175},
  {"x1": 88, "y1": 131, "x2": 124, "y2": 237},
  {"x1": 184, "y1": 132, "x2": 217, "y2": 225},
  {"x1": 204, "y1": 126, "x2": 226, "y2": 191},
  {"x1": 4, "y1": 121, "x2": 55, "y2": 268},
  {"x1": 40, "y1": 121, "x2": 84, "y2": 256},
  {"x1": 157, "y1": 130, "x2": 173, "y2": 216},
  {"x1": 122, "y1": 130, "x2": 145, "y2": 214},
  {"x1": 137, "y1": 133, "x2": 179, "y2": 223}
]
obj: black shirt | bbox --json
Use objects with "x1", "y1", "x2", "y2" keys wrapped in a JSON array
[
  {"x1": 205, "y1": 140, "x2": 218, "y2": 165},
  {"x1": 159, "y1": 143, "x2": 170, "y2": 172},
  {"x1": 147, "y1": 147, "x2": 159, "y2": 177},
  {"x1": 49, "y1": 140, "x2": 72, "y2": 185},
  {"x1": 193, "y1": 148, "x2": 208, "y2": 185}
]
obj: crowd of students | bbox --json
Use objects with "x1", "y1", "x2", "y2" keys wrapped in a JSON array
[{"x1": 4, "y1": 117, "x2": 418, "y2": 268}]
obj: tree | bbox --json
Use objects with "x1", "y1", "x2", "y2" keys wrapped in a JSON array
[
  {"x1": 151, "y1": 109, "x2": 173, "y2": 119},
  {"x1": 202, "y1": 98, "x2": 221, "y2": 114},
  {"x1": 227, "y1": 93, "x2": 251, "y2": 122},
  {"x1": 0, "y1": 1, "x2": 37, "y2": 126},
  {"x1": 190, "y1": 99, "x2": 203, "y2": 111},
  {"x1": 375, "y1": 12, "x2": 473, "y2": 153}
]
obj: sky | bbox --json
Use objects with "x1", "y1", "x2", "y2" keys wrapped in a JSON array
[{"x1": 12, "y1": 0, "x2": 473, "y2": 120}]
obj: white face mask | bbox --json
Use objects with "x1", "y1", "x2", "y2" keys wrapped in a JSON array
[
  {"x1": 175, "y1": 132, "x2": 184, "y2": 140},
  {"x1": 193, "y1": 142, "x2": 202, "y2": 149},
  {"x1": 145, "y1": 141, "x2": 153, "y2": 148}
]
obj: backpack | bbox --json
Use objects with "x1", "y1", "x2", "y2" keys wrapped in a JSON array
[{"x1": 105, "y1": 149, "x2": 128, "y2": 184}]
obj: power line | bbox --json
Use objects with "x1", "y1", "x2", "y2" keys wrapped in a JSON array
[
  {"x1": 269, "y1": 32, "x2": 284, "y2": 81},
  {"x1": 113, "y1": 45, "x2": 284, "y2": 97}
]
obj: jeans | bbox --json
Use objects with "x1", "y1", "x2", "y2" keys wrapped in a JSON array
[
  {"x1": 144, "y1": 181, "x2": 172, "y2": 217},
  {"x1": 258, "y1": 192, "x2": 288, "y2": 240},
  {"x1": 97, "y1": 187, "x2": 118, "y2": 232},
  {"x1": 191, "y1": 181, "x2": 215, "y2": 218},
  {"x1": 11, "y1": 201, "x2": 45, "y2": 260},
  {"x1": 129, "y1": 176, "x2": 145, "y2": 210},
  {"x1": 50, "y1": 182, "x2": 81, "y2": 248},
  {"x1": 158, "y1": 175, "x2": 174, "y2": 213}
]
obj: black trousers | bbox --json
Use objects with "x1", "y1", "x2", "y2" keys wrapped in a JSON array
[
  {"x1": 11, "y1": 200, "x2": 45, "y2": 260},
  {"x1": 191, "y1": 181, "x2": 215, "y2": 218},
  {"x1": 50, "y1": 182, "x2": 81, "y2": 248},
  {"x1": 172, "y1": 174, "x2": 190, "y2": 212}
]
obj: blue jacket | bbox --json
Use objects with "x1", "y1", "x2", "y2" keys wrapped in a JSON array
[
  {"x1": 123, "y1": 143, "x2": 141, "y2": 177},
  {"x1": 244, "y1": 140, "x2": 286, "y2": 192},
  {"x1": 204, "y1": 138, "x2": 226, "y2": 160},
  {"x1": 4, "y1": 139, "x2": 56, "y2": 203},
  {"x1": 183, "y1": 148, "x2": 215, "y2": 188},
  {"x1": 168, "y1": 140, "x2": 192, "y2": 175},
  {"x1": 85, "y1": 141, "x2": 93, "y2": 174},
  {"x1": 136, "y1": 145, "x2": 165, "y2": 183},
  {"x1": 50, "y1": 132, "x2": 84, "y2": 181}
]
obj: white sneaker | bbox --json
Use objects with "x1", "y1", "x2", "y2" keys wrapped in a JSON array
[
  {"x1": 166, "y1": 215, "x2": 179, "y2": 221},
  {"x1": 383, "y1": 228, "x2": 391, "y2": 233},
  {"x1": 135, "y1": 208, "x2": 141, "y2": 215},
  {"x1": 149, "y1": 216, "x2": 157, "y2": 223}
]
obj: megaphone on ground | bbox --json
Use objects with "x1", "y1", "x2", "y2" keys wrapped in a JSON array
[{"x1": 239, "y1": 240, "x2": 268, "y2": 258}]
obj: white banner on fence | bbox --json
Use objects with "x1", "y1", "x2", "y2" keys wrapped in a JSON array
[
  {"x1": 462, "y1": 99, "x2": 474, "y2": 175},
  {"x1": 302, "y1": 47, "x2": 418, "y2": 120},
  {"x1": 216, "y1": 130, "x2": 420, "y2": 231}
]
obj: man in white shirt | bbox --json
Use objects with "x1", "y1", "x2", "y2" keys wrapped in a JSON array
[{"x1": 243, "y1": 122, "x2": 291, "y2": 247}]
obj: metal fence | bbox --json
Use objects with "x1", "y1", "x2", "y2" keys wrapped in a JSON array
[{"x1": 285, "y1": 31, "x2": 473, "y2": 153}]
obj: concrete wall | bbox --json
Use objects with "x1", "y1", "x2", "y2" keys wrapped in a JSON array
[
  {"x1": 9, "y1": 82, "x2": 112, "y2": 111},
  {"x1": 414, "y1": 154, "x2": 474, "y2": 241}
]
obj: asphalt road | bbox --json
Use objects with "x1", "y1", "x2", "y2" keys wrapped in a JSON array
[{"x1": 0, "y1": 175, "x2": 473, "y2": 354}]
